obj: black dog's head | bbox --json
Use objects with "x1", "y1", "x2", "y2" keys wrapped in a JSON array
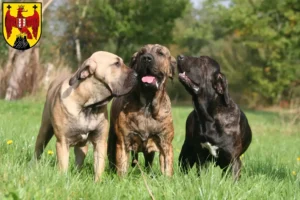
[
  {"x1": 129, "y1": 44, "x2": 176, "y2": 91},
  {"x1": 177, "y1": 55, "x2": 229, "y2": 105}
]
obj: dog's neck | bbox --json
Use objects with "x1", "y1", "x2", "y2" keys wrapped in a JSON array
[
  {"x1": 132, "y1": 85, "x2": 167, "y2": 118},
  {"x1": 61, "y1": 78, "x2": 112, "y2": 115},
  {"x1": 192, "y1": 93, "x2": 227, "y2": 122},
  {"x1": 80, "y1": 79, "x2": 112, "y2": 107},
  {"x1": 192, "y1": 95, "x2": 213, "y2": 122}
]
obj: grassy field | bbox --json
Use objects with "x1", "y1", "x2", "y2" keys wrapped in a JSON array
[{"x1": 0, "y1": 100, "x2": 299, "y2": 200}]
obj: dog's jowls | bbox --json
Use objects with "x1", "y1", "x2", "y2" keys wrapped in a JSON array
[
  {"x1": 108, "y1": 44, "x2": 176, "y2": 176},
  {"x1": 177, "y1": 55, "x2": 252, "y2": 180},
  {"x1": 34, "y1": 51, "x2": 137, "y2": 181}
]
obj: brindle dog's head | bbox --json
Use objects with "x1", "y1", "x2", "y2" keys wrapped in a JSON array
[
  {"x1": 130, "y1": 44, "x2": 176, "y2": 91},
  {"x1": 177, "y1": 55, "x2": 229, "y2": 106},
  {"x1": 69, "y1": 51, "x2": 137, "y2": 97}
]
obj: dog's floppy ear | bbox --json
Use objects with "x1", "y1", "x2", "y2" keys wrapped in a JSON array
[
  {"x1": 129, "y1": 52, "x2": 138, "y2": 70},
  {"x1": 169, "y1": 56, "x2": 176, "y2": 80},
  {"x1": 214, "y1": 72, "x2": 229, "y2": 106},
  {"x1": 69, "y1": 59, "x2": 97, "y2": 86}
]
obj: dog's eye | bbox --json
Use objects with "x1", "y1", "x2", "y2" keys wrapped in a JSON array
[
  {"x1": 158, "y1": 51, "x2": 164, "y2": 56},
  {"x1": 140, "y1": 49, "x2": 146, "y2": 55},
  {"x1": 114, "y1": 61, "x2": 121, "y2": 67}
]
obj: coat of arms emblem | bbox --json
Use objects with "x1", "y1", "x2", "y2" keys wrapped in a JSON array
[{"x1": 2, "y1": 2, "x2": 42, "y2": 50}]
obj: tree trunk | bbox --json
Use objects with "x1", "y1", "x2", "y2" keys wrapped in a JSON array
[
  {"x1": 5, "y1": 49, "x2": 35, "y2": 100},
  {"x1": 74, "y1": 0, "x2": 89, "y2": 66}
]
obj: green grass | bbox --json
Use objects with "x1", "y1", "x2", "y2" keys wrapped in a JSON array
[{"x1": 0, "y1": 100, "x2": 299, "y2": 199}]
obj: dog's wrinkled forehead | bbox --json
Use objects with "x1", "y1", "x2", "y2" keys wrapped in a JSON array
[
  {"x1": 183, "y1": 56, "x2": 220, "y2": 73},
  {"x1": 90, "y1": 51, "x2": 122, "y2": 66},
  {"x1": 140, "y1": 44, "x2": 170, "y2": 56}
]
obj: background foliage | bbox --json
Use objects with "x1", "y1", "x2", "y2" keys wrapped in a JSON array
[
  {"x1": 56, "y1": 0, "x2": 188, "y2": 65},
  {"x1": 1, "y1": 0, "x2": 300, "y2": 106},
  {"x1": 175, "y1": 0, "x2": 300, "y2": 105}
]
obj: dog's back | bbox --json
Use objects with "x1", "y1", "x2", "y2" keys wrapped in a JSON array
[
  {"x1": 239, "y1": 110, "x2": 252, "y2": 154},
  {"x1": 45, "y1": 74, "x2": 71, "y2": 114}
]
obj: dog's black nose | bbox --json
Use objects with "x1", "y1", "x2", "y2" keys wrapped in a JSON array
[
  {"x1": 141, "y1": 54, "x2": 153, "y2": 64},
  {"x1": 177, "y1": 55, "x2": 184, "y2": 61}
]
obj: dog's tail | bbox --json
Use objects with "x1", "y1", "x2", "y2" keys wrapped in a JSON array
[{"x1": 34, "y1": 109, "x2": 54, "y2": 160}]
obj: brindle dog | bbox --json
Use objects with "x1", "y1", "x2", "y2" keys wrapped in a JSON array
[
  {"x1": 108, "y1": 44, "x2": 176, "y2": 176},
  {"x1": 177, "y1": 55, "x2": 252, "y2": 180}
]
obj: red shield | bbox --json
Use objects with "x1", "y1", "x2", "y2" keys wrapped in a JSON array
[{"x1": 16, "y1": 18, "x2": 26, "y2": 28}]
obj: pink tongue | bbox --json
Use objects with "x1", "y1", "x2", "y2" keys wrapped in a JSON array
[{"x1": 142, "y1": 76, "x2": 156, "y2": 84}]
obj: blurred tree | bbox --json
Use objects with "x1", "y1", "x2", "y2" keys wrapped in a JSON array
[
  {"x1": 173, "y1": 0, "x2": 254, "y2": 103},
  {"x1": 176, "y1": 0, "x2": 300, "y2": 105},
  {"x1": 2, "y1": 0, "x2": 298, "y2": 105},
  {"x1": 175, "y1": 0, "x2": 227, "y2": 55},
  {"x1": 57, "y1": 0, "x2": 188, "y2": 67},
  {"x1": 224, "y1": 0, "x2": 300, "y2": 104}
]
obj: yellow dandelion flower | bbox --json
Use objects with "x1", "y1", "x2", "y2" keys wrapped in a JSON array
[
  {"x1": 292, "y1": 171, "x2": 296, "y2": 176},
  {"x1": 47, "y1": 150, "x2": 54, "y2": 155},
  {"x1": 297, "y1": 157, "x2": 300, "y2": 161},
  {"x1": 7, "y1": 140, "x2": 13, "y2": 145}
]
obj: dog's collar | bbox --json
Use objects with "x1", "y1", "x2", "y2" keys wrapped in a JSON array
[
  {"x1": 83, "y1": 95, "x2": 114, "y2": 109},
  {"x1": 96, "y1": 77, "x2": 114, "y2": 95},
  {"x1": 82, "y1": 77, "x2": 114, "y2": 109}
]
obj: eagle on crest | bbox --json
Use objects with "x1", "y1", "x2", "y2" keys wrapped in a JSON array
[{"x1": 5, "y1": 4, "x2": 40, "y2": 40}]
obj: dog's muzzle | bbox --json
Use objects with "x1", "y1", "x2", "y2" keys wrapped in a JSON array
[
  {"x1": 177, "y1": 55, "x2": 200, "y2": 93},
  {"x1": 113, "y1": 71, "x2": 138, "y2": 97},
  {"x1": 139, "y1": 53, "x2": 161, "y2": 89}
]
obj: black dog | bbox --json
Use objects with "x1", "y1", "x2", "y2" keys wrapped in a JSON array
[{"x1": 177, "y1": 55, "x2": 252, "y2": 180}]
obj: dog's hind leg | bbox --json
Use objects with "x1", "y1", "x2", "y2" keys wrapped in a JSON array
[
  {"x1": 219, "y1": 153, "x2": 241, "y2": 181},
  {"x1": 74, "y1": 145, "x2": 88, "y2": 170},
  {"x1": 34, "y1": 117, "x2": 54, "y2": 160},
  {"x1": 232, "y1": 157, "x2": 242, "y2": 181},
  {"x1": 144, "y1": 151, "x2": 155, "y2": 169},
  {"x1": 131, "y1": 151, "x2": 138, "y2": 167},
  {"x1": 107, "y1": 123, "x2": 117, "y2": 171}
]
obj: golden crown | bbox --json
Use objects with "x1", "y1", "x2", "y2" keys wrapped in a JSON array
[{"x1": 18, "y1": 5, "x2": 25, "y2": 9}]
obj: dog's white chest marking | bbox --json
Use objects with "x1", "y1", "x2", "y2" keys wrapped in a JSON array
[
  {"x1": 77, "y1": 112, "x2": 104, "y2": 131},
  {"x1": 201, "y1": 142, "x2": 218, "y2": 158},
  {"x1": 81, "y1": 132, "x2": 89, "y2": 140}
]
